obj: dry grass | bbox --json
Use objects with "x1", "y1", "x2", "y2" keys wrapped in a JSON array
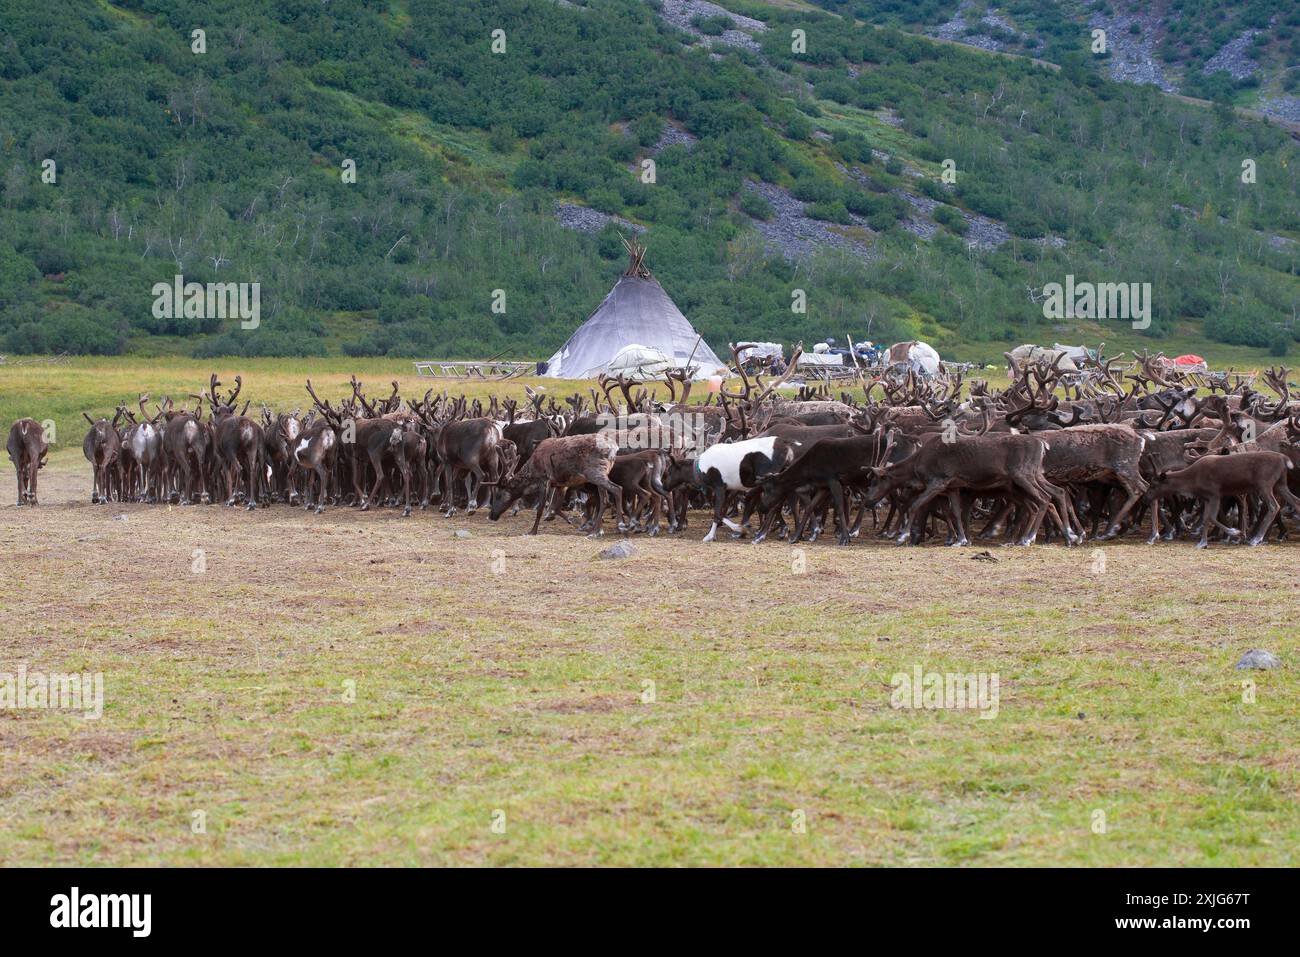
[{"x1": 1, "y1": 457, "x2": 1297, "y2": 866}]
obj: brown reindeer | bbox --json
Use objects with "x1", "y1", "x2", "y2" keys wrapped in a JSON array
[
  {"x1": 488, "y1": 433, "x2": 626, "y2": 537},
  {"x1": 195, "y1": 375, "x2": 264, "y2": 509},
  {"x1": 160, "y1": 397, "x2": 213, "y2": 505},
  {"x1": 82, "y1": 412, "x2": 123, "y2": 504},
  {"x1": 1143, "y1": 450, "x2": 1300, "y2": 548},
  {"x1": 435, "y1": 416, "x2": 507, "y2": 516},
  {"x1": 7, "y1": 418, "x2": 48, "y2": 506},
  {"x1": 865, "y1": 432, "x2": 1061, "y2": 546}
]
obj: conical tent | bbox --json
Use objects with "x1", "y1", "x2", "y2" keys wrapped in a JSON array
[{"x1": 543, "y1": 240, "x2": 724, "y2": 380}]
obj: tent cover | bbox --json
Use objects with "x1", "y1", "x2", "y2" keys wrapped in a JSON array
[
  {"x1": 736, "y1": 342, "x2": 783, "y2": 362},
  {"x1": 544, "y1": 242, "x2": 724, "y2": 380},
  {"x1": 798, "y1": 353, "x2": 843, "y2": 367},
  {"x1": 602, "y1": 343, "x2": 674, "y2": 381},
  {"x1": 1053, "y1": 343, "x2": 1095, "y2": 363},
  {"x1": 889, "y1": 340, "x2": 942, "y2": 376},
  {"x1": 1174, "y1": 354, "x2": 1206, "y2": 366}
]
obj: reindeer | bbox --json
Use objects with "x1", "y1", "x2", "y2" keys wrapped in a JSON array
[
  {"x1": 488, "y1": 433, "x2": 626, "y2": 537},
  {"x1": 753, "y1": 432, "x2": 889, "y2": 545},
  {"x1": 865, "y1": 432, "x2": 1061, "y2": 547},
  {"x1": 1143, "y1": 450, "x2": 1300, "y2": 548},
  {"x1": 194, "y1": 375, "x2": 263, "y2": 509},
  {"x1": 159, "y1": 396, "x2": 213, "y2": 505},
  {"x1": 298, "y1": 381, "x2": 346, "y2": 513},
  {"x1": 121, "y1": 395, "x2": 164, "y2": 503},
  {"x1": 262, "y1": 406, "x2": 303, "y2": 504},
  {"x1": 82, "y1": 412, "x2": 123, "y2": 503},
  {"x1": 7, "y1": 419, "x2": 48, "y2": 506},
  {"x1": 693, "y1": 434, "x2": 800, "y2": 542},
  {"x1": 435, "y1": 415, "x2": 507, "y2": 517}
]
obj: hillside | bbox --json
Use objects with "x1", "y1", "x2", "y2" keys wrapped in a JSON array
[
  {"x1": 0, "y1": 0, "x2": 1295, "y2": 364},
  {"x1": 805, "y1": 0, "x2": 1300, "y2": 120}
]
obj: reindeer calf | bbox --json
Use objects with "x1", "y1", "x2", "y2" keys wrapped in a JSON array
[{"x1": 1143, "y1": 449, "x2": 1299, "y2": 548}]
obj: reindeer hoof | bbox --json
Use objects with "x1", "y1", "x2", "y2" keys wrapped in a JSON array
[
  {"x1": 402, "y1": 506, "x2": 412, "y2": 517},
  {"x1": 246, "y1": 502, "x2": 257, "y2": 511},
  {"x1": 315, "y1": 505, "x2": 325, "y2": 515}
]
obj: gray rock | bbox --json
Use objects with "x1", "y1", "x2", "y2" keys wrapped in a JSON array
[
  {"x1": 1259, "y1": 96, "x2": 1300, "y2": 124},
  {"x1": 1087, "y1": 10, "x2": 1178, "y2": 94},
  {"x1": 453, "y1": 529, "x2": 472, "y2": 539},
  {"x1": 652, "y1": 0, "x2": 767, "y2": 54},
  {"x1": 554, "y1": 202, "x2": 646, "y2": 236},
  {"x1": 598, "y1": 540, "x2": 636, "y2": 560},
  {"x1": 1235, "y1": 649, "x2": 1281, "y2": 670},
  {"x1": 651, "y1": 123, "x2": 697, "y2": 155},
  {"x1": 113, "y1": 514, "x2": 129, "y2": 522},
  {"x1": 1202, "y1": 30, "x2": 1262, "y2": 82},
  {"x1": 742, "y1": 180, "x2": 875, "y2": 263}
]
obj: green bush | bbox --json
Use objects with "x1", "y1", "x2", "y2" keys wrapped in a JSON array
[{"x1": 739, "y1": 190, "x2": 774, "y2": 221}]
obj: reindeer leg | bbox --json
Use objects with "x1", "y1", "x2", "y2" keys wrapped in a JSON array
[
  {"x1": 529, "y1": 481, "x2": 550, "y2": 535},
  {"x1": 1196, "y1": 496, "x2": 1221, "y2": 549},
  {"x1": 1100, "y1": 475, "x2": 1147, "y2": 540},
  {"x1": 702, "y1": 484, "x2": 727, "y2": 543},
  {"x1": 465, "y1": 466, "x2": 484, "y2": 515},
  {"x1": 720, "y1": 492, "x2": 745, "y2": 536},
  {"x1": 1248, "y1": 489, "x2": 1279, "y2": 546},
  {"x1": 363, "y1": 450, "x2": 385, "y2": 511},
  {"x1": 945, "y1": 489, "x2": 969, "y2": 546},
  {"x1": 827, "y1": 478, "x2": 854, "y2": 546},
  {"x1": 900, "y1": 483, "x2": 946, "y2": 545},
  {"x1": 1145, "y1": 493, "x2": 1163, "y2": 544},
  {"x1": 589, "y1": 474, "x2": 625, "y2": 535},
  {"x1": 245, "y1": 448, "x2": 258, "y2": 510}
]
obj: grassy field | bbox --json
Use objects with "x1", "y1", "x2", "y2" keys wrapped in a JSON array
[{"x1": 1, "y1": 357, "x2": 1298, "y2": 866}]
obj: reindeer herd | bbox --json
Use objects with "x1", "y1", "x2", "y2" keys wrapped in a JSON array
[{"x1": 8, "y1": 348, "x2": 1300, "y2": 550}]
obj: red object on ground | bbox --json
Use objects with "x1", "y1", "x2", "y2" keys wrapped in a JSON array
[{"x1": 1173, "y1": 354, "x2": 1205, "y2": 366}]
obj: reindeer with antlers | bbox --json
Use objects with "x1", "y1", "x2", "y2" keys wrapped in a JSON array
[{"x1": 194, "y1": 374, "x2": 265, "y2": 509}]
